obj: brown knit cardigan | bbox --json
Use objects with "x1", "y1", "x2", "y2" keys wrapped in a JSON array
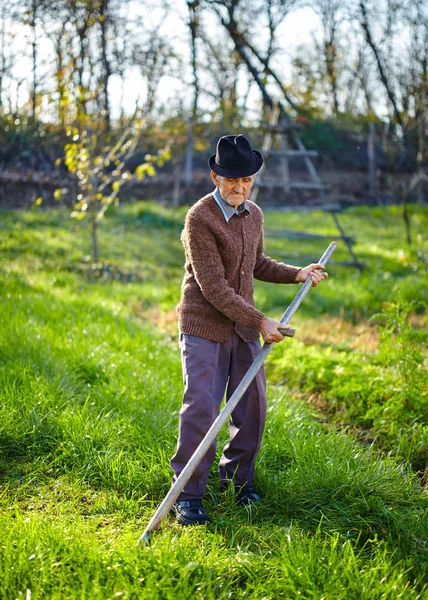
[{"x1": 177, "y1": 193, "x2": 301, "y2": 343}]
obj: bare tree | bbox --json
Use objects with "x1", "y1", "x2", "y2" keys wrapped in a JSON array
[
  {"x1": 400, "y1": 0, "x2": 428, "y2": 203},
  {"x1": 99, "y1": 0, "x2": 112, "y2": 132},
  {"x1": 199, "y1": 28, "x2": 242, "y2": 120},
  {"x1": 14, "y1": 0, "x2": 51, "y2": 122},
  {"x1": 110, "y1": 3, "x2": 132, "y2": 119},
  {"x1": 204, "y1": 0, "x2": 301, "y2": 111},
  {"x1": 358, "y1": 0, "x2": 405, "y2": 130},
  {"x1": 131, "y1": 23, "x2": 176, "y2": 118},
  {"x1": 78, "y1": 4, "x2": 96, "y2": 112},
  {"x1": 0, "y1": 2, "x2": 18, "y2": 113},
  {"x1": 183, "y1": 1, "x2": 200, "y2": 187},
  {"x1": 311, "y1": 0, "x2": 344, "y2": 114},
  {"x1": 97, "y1": 0, "x2": 129, "y2": 132},
  {"x1": 357, "y1": 0, "x2": 428, "y2": 242},
  {"x1": 46, "y1": 13, "x2": 69, "y2": 128}
]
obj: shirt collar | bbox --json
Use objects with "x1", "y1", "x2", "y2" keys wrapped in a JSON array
[{"x1": 212, "y1": 187, "x2": 250, "y2": 223}]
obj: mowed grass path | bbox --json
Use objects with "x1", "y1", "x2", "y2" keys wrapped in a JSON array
[{"x1": 0, "y1": 202, "x2": 427, "y2": 599}]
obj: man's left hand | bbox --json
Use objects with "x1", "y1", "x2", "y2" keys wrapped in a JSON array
[{"x1": 295, "y1": 263, "x2": 328, "y2": 287}]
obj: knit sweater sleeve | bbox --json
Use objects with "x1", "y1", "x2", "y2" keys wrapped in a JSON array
[
  {"x1": 253, "y1": 227, "x2": 302, "y2": 283},
  {"x1": 185, "y1": 214, "x2": 265, "y2": 330}
]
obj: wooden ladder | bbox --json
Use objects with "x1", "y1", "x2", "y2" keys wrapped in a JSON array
[{"x1": 252, "y1": 103, "x2": 363, "y2": 270}]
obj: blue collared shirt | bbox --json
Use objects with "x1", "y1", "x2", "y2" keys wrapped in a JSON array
[{"x1": 212, "y1": 187, "x2": 250, "y2": 223}]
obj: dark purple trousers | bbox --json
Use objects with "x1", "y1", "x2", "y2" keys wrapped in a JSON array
[{"x1": 170, "y1": 332, "x2": 267, "y2": 500}]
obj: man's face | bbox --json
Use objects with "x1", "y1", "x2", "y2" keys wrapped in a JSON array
[{"x1": 210, "y1": 171, "x2": 256, "y2": 208}]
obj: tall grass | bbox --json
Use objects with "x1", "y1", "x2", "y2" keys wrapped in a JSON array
[{"x1": 267, "y1": 298, "x2": 428, "y2": 470}]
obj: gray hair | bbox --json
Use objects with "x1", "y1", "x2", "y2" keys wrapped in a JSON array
[{"x1": 215, "y1": 173, "x2": 257, "y2": 181}]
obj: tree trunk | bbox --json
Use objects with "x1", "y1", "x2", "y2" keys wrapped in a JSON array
[
  {"x1": 76, "y1": 23, "x2": 89, "y2": 115},
  {"x1": 416, "y1": 115, "x2": 424, "y2": 204},
  {"x1": 0, "y1": 3, "x2": 6, "y2": 113},
  {"x1": 402, "y1": 189, "x2": 412, "y2": 245},
  {"x1": 184, "y1": 114, "x2": 194, "y2": 188},
  {"x1": 184, "y1": 1, "x2": 200, "y2": 187},
  {"x1": 359, "y1": 1, "x2": 404, "y2": 131},
  {"x1": 172, "y1": 161, "x2": 182, "y2": 207},
  {"x1": 392, "y1": 168, "x2": 412, "y2": 246},
  {"x1": 30, "y1": 0, "x2": 38, "y2": 123},
  {"x1": 368, "y1": 121, "x2": 376, "y2": 195},
  {"x1": 91, "y1": 214, "x2": 99, "y2": 261},
  {"x1": 325, "y1": 38, "x2": 339, "y2": 114},
  {"x1": 54, "y1": 23, "x2": 67, "y2": 128},
  {"x1": 219, "y1": 17, "x2": 273, "y2": 109},
  {"x1": 99, "y1": 0, "x2": 112, "y2": 133}
]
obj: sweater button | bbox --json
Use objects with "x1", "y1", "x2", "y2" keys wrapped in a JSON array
[{"x1": 241, "y1": 270, "x2": 245, "y2": 275}]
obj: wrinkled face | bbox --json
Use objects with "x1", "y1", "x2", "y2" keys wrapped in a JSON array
[{"x1": 210, "y1": 171, "x2": 256, "y2": 208}]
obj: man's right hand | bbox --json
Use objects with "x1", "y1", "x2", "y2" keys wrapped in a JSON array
[{"x1": 258, "y1": 317, "x2": 289, "y2": 343}]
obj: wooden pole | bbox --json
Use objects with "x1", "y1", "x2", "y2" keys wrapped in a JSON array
[
  {"x1": 138, "y1": 242, "x2": 337, "y2": 545},
  {"x1": 368, "y1": 121, "x2": 376, "y2": 195},
  {"x1": 331, "y1": 212, "x2": 363, "y2": 272}
]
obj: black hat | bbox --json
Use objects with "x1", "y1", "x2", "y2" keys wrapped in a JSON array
[{"x1": 209, "y1": 134, "x2": 263, "y2": 177}]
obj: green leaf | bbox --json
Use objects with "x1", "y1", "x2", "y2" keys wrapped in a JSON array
[{"x1": 135, "y1": 165, "x2": 146, "y2": 180}]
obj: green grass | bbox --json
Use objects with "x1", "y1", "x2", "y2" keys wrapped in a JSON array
[
  {"x1": 258, "y1": 205, "x2": 428, "y2": 320},
  {"x1": 0, "y1": 201, "x2": 427, "y2": 599},
  {"x1": 268, "y1": 299, "x2": 428, "y2": 470}
]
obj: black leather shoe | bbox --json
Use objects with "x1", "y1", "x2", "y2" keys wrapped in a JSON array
[
  {"x1": 172, "y1": 499, "x2": 209, "y2": 526},
  {"x1": 236, "y1": 485, "x2": 262, "y2": 506}
]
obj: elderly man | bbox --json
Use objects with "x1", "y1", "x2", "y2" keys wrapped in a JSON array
[{"x1": 170, "y1": 134, "x2": 327, "y2": 526}]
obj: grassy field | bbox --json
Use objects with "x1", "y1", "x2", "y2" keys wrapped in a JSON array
[{"x1": 0, "y1": 201, "x2": 427, "y2": 599}]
